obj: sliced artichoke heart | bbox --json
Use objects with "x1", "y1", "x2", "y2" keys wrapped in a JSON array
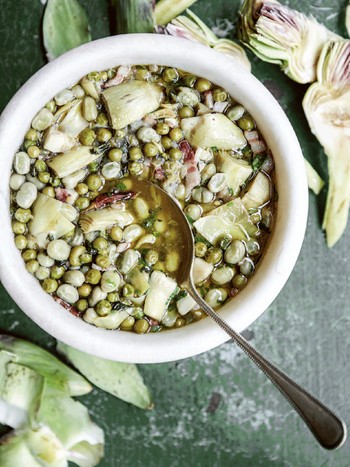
[
  {"x1": 102, "y1": 80, "x2": 163, "y2": 130},
  {"x1": 47, "y1": 145, "x2": 99, "y2": 178},
  {"x1": 193, "y1": 198, "x2": 258, "y2": 244},
  {"x1": 181, "y1": 113, "x2": 246, "y2": 149}
]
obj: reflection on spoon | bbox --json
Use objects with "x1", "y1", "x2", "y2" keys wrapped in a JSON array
[{"x1": 137, "y1": 177, "x2": 346, "y2": 451}]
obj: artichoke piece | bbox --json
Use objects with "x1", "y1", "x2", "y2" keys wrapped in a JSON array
[
  {"x1": 163, "y1": 10, "x2": 251, "y2": 71},
  {"x1": 154, "y1": 0, "x2": 198, "y2": 26},
  {"x1": 57, "y1": 100, "x2": 89, "y2": 138},
  {"x1": 303, "y1": 40, "x2": 350, "y2": 247},
  {"x1": 215, "y1": 151, "x2": 253, "y2": 195},
  {"x1": 79, "y1": 208, "x2": 134, "y2": 234},
  {"x1": 193, "y1": 198, "x2": 258, "y2": 244},
  {"x1": 47, "y1": 145, "x2": 101, "y2": 178},
  {"x1": 181, "y1": 114, "x2": 246, "y2": 150},
  {"x1": 143, "y1": 271, "x2": 177, "y2": 321},
  {"x1": 102, "y1": 80, "x2": 162, "y2": 130},
  {"x1": 29, "y1": 194, "x2": 75, "y2": 247},
  {"x1": 242, "y1": 172, "x2": 271, "y2": 209},
  {"x1": 239, "y1": 0, "x2": 338, "y2": 83}
]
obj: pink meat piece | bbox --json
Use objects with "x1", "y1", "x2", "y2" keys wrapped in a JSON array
[
  {"x1": 154, "y1": 166, "x2": 166, "y2": 181},
  {"x1": 104, "y1": 65, "x2": 131, "y2": 88},
  {"x1": 179, "y1": 141, "x2": 201, "y2": 196},
  {"x1": 55, "y1": 187, "x2": 69, "y2": 203}
]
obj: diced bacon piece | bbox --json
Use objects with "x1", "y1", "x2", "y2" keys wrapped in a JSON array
[{"x1": 103, "y1": 65, "x2": 131, "y2": 88}]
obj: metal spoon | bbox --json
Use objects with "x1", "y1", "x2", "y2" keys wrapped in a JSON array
[{"x1": 140, "y1": 179, "x2": 346, "y2": 450}]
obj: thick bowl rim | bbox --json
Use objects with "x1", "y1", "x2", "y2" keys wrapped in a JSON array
[{"x1": 0, "y1": 34, "x2": 308, "y2": 363}]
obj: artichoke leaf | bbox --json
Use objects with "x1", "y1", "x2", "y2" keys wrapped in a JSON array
[
  {"x1": 239, "y1": 0, "x2": 338, "y2": 83},
  {"x1": 163, "y1": 10, "x2": 251, "y2": 71},
  {"x1": 43, "y1": 0, "x2": 91, "y2": 61},
  {"x1": 57, "y1": 342, "x2": 153, "y2": 410},
  {"x1": 303, "y1": 40, "x2": 350, "y2": 247}
]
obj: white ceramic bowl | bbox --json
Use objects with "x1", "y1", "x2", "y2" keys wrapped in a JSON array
[{"x1": 0, "y1": 34, "x2": 308, "y2": 363}]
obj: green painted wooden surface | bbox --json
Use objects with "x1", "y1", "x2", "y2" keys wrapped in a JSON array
[{"x1": 1, "y1": 0, "x2": 350, "y2": 465}]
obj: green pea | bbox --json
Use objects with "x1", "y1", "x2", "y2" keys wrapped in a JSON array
[
  {"x1": 183, "y1": 74, "x2": 196, "y2": 87},
  {"x1": 50, "y1": 265, "x2": 65, "y2": 279},
  {"x1": 23, "y1": 140, "x2": 35, "y2": 150},
  {"x1": 86, "y1": 174, "x2": 102, "y2": 191},
  {"x1": 80, "y1": 253, "x2": 92, "y2": 264},
  {"x1": 34, "y1": 160, "x2": 46, "y2": 172},
  {"x1": 129, "y1": 161, "x2": 143, "y2": 176},
  {"x1": 168, "y1": 148, "x2": 182, "y2": 161},
  {"x1": 25, "y1": 129, "x2": 38, "y2": 141},
  {"x1": 75, "y1": 183, "x2": 89, "y2": 195},
  {"x1": 191, "y1": 309, "x2": 204, "y2": 321},
  {"x1": 93, "y1": 236, "x2": 108, "y2": 251},
  {"x1": 42, "y1": 186, "x2": 55, "y2": 197},
  {"x1": 135, "y1": 68, "x2": 150, "y2": 80},
  {"x1": 107, "y1": 292, "x2": 119, "y2": 302},
  {"x1": 108, "y1": 148, "x2": 123, "y2": 162},
  {"x1": 161, "y1": 136, "x2": 172, "y2": 150},
  {"x1": 85, "y1": 269, "x2": 101, "y2": 285},
  {"x1": 156, "y1": 122, "x2": 170, "y2": 135},
  {"x1": 134, "y1": 318, "x2": 149, "y2": 334},
  {"x1": 76, "y1": 299, "x2": 88, "y2": 312},
  {"x1": 97, "y1": 128, "x2": 112, "y2": 143},
  {"x1": 175, "y1": 317, "x2": 186, "y2": 328},
  {"x1": 162, "y1": 67, "x2": 179, "y2": 83},
  {"x1": 123, "y1": 284, "x2": 135, "y2": 298},
  {"x1": 88, "y1": 161, "x2": 99, "y2": 173},
  {"x1": 145, "y1": 249, "x2": 158, "y2": 265},
  {"x1": 79, "y1": 128, "x2": 96, "y2": 146},
  {"x1": 169, "y1": 127, "x2": 183, "y2": 142},
  {"x1": 205, "y1": 247, "x2": 223, "y2": 265},
  {"x1": 107, "y1": 69, "x2": 116, "y2": 79},
  {"x1": 75, "y1": 197, "x2": 90, "y2": 210},
  {"x1": 12, "y1": 221, "x2": 26, "y2": 235},
  {"x1": 110, "y1": 226, "x2": 123, "y2": 242},
  {"x1": 26, "y1": 260, "x2": 39, "y2": 274},
  {"x1": 240, "y1": 258, "x2": 254, "y2": 276},
  {"x1": 131, "y1": 307, "x2": 144, "y2": 319},
  {"x1": 27, "y1": 145, "x2": 40, "y2": 159},
  {"x1": 96, "y1": 112, "x2": 109, "y2": 126},
  {"x1": 88, "y1": 71, "x2": 100, "y2": 81},
  {"x1": 143, "y1": 143, "x2": 158, "y2": 158},
  {"x1": 15, "y1": 235, "x2": 27, "y2": 250},
  {"x1": 42, "y1": 278, "x2": 58, "y2": 293},
  {"x1": 15, "y1": 208, "x2": 32, "y2": 223},
  {"x1": 213, "y1": 88, "x2": 227, "y2": 102},
  {"x1": 95, "y1": 299, "x2": 111, "y2": 316},
  {"x1": 179, "y1": 106, "x2": 194, "y2": 118},
  {"x1": 232, "y1": 274, "x2": 247, "y2": 289},
  {"x1": 22, "y1": 249, "x2": 37, "y2": 262},
  {"x1": 78, "y1": 283, "x2": 92, "y2": 297},
  {"x1": 38, "y1": 171, "x2": 50, "y2": 184},
  {"x1": 129, "y1": 147, "x2": 143, "y2": 161},
  {"x1": 237, "y1": 115, "x2": 255, "y2": 131},
  {"x1": 120, "y1": 315, "x2": 136, "y2": 331},
  {"x1": 217, "y1": 234, "x2": 232, "y2": 250},
  {"x1": 51, "y1": 178, "x2": 61, "y2": 187},
  {"x1": 115, "y1": 129, "x2": 126, "y2": 139},
  {"x1": 95, "y1": 255, "x2": 110, "y2": 269},
  {"x1": 195, "y1": 242, "x2": 207, "y2": 258},
  {"x1": 195, "y1": 78, "x2": 211, "y2": 92}
]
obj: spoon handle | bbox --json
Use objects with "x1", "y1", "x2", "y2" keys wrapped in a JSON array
[{"x1": 187, "y1": 283, "x2": 346, "y2": 450}]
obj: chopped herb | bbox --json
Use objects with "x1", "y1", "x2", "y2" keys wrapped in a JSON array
[
  {"x1": 175, "y1": 290, "x2": 188, "y2": 301},
  {"x1": 115, "y1": 181, "x2": 127, "y2": 191},
  {"x1": 194, "y1": 233, "x2": 212, "y2": 247},
  {"x1": 185, "y1": 214, "x2": 195, "y2": 224},
  {"x1": 211, "y1": 146, "x2": 218, "y2": 153},
  {"x1": 142, "y1": 208, "x2": 161, "y2": 229},
  {"x1": 227, "y1": 187, "x2": 234, "y2": 196},
  {"x1": 252, "y1": 153, "x2": 266, "y2": 172},
  {"x1": 150, "y1": 325, "x2": 162, "y2": 333}
]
